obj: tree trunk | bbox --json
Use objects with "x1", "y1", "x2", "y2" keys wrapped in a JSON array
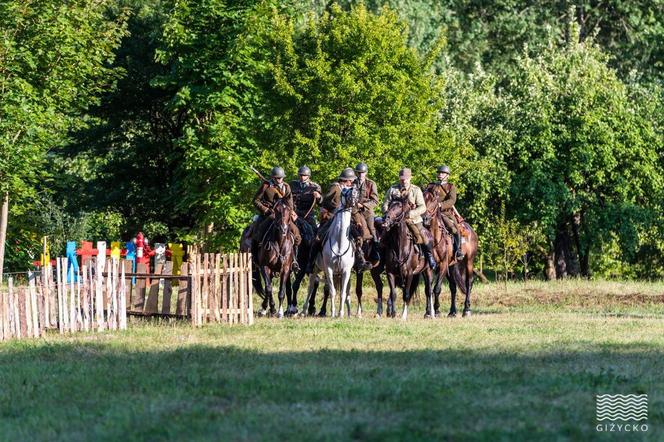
[
  {"x1": 0, "y1": 192, "x2": 8, "y2": 284},
  {"x1": 545, "y1": 243, "x2": 556, "y2": 280},
  {"x1": 570, "y1": 212, "x2": 590, "y2": 277},
  {"x1": 554, "y1": 223, "x2": 580, "y2": 278}
]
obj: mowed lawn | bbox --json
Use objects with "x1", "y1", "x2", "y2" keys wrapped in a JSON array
[{"x1": 0, "y1": 280, "x2": 663, "y2": 441}]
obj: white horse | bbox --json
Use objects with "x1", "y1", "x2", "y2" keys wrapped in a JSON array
[{"x1": 320, "y1": 187, "x2": 357, "y2": 318}]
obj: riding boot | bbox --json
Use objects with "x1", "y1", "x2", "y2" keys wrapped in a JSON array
[
  {"x1": 455, "y1": 232, "x2": 465, "y2": 260},
  {"x1": 292, "y1": 247, "x2": 301, "y2": 273},
  {"x1": 422, "y1": 242, "x2": 438, "y2": 271},
  {"x1": 369, "y1": 238, "x2": 380, "y2": 261},
  {"x1": 305, "y1": 240, "x2": 321, "y2": 274},
  {"x1": 355, "y1": 239, "x2": 372, "y2": 270}
]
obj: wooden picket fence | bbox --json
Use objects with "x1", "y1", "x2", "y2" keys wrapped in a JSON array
[
  {"x1": 0, "y1": 251, "x2": 253, "y2": 341},
  {"x1": 190, "y1": 252, "x2": 254, "y2": 326},
  {"x1": 0, "y1": 257, "x2": 128, "y2": 340}
]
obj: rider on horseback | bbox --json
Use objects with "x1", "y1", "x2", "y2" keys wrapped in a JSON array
[
  {"x1": 382, "y1": 168, "x2": 438, "y2": 270},
  {"x1": 352, "y1": 162, "x2": 381, "y2": 261},
  {"x1": 426, "y1": 165, "x2": 465, "y2": 260},
  {"x1": 305, "y1": 167, "x2": 372, "y2": 274},
  {"x1": 289, "y1": 165, "x2": 322, "y2": 232},
  {"x1": 252, "y1": 166, "x2": 302, "y2": 269}
]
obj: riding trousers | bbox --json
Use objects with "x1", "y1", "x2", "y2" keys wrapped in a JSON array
[{"x1": 405, "y1": 219, "x2": 428, "y2": 245}]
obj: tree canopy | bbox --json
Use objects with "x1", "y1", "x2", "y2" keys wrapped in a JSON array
[{"x1": 1, "y1": 0, "x2": 662, "y2": 280}]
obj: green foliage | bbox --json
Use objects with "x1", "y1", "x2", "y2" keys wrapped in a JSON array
[
  {"x1": 0, "y1": 0, "x2": 128, "y2": 199},
  {"x1": 263, "y1": 3, "x2": 448, "y2": 190}
]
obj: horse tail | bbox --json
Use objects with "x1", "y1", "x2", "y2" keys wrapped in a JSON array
[
  {"x1": 454, "y1": 261, "x2": 467, "y2": 295},
  {"x1": 410, "y1": 273, "x2": 421, "y2": 303}
]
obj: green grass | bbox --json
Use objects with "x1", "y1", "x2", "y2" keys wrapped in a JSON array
[{"x1": 0, "y1": 279, "x2": 663, "y2": 441}]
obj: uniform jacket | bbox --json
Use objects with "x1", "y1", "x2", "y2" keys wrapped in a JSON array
[
  {"x1": 289, "y1": 179, "x2": 322, "y2": 215},
  {"x1": 382, "y1": 183, "x2": 426, "y2": 224},
  {"x1": 353, "y1": 178, "x2": 379, "y2": 214},
  {"x1": 253, "y1": 180, "x2": 293, "y2": 215},
  {"x1": 425, "y1": 181, "x2": 457, "y2": 215}
]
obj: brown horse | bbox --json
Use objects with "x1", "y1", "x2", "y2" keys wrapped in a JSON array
[
  {"x1": 253, "y1": 199, "x2": 297, "y2": 318},
  {"x1": 381, "y1": 199, "x2": 433, "y2": 320},
  {"x1": 422, "y1": 191, "x2": 479, "y2": 317},
  {"x1": 423, "y1": 190, "x2": 454, "y2": 279}
]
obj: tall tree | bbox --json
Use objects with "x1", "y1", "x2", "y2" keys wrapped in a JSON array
[
  {"x1": 491, "y1": 29, "x2": 662, "y2": 278},
  {"x1": 0, "y1": 0, "x2": 127, "y2": 277}
]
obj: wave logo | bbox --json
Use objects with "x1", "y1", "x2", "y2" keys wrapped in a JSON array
[{"x1": 596, "y1": 394, "x2": 648, "y2": 422}]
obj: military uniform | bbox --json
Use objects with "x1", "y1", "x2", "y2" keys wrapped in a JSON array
[
  {"x1": 425, "y1": 181, "x2": 459, "y2": 234},
  {"x1": 290, "y1": 178, "x2": 322, "y2": 230},
  {"x1": 429, "y1": 165, "x2": 464, "y2": 259},
  {"x1": 315, "y1": 182, "x2": 345, "y2": 241},
  {"x1": 353, "y1": 177, "x2": 379, "y2": 240},
  {"x1": 382, "y1": 183, "x2": 428, "y2": 244},
  {"x1": 252, "y1": 179, "x2": 301, "y2": 246}
]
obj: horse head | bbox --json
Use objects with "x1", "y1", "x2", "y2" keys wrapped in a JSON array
[
  {"x1": 340, "y1": 186, "x2": 358, "y2": 211},
  {"x1": 272, "y1": 198, "x2": 292, "y2": 239},
  {"x1": 382, "y1": 195, "x2": 410, "y2": 231}
]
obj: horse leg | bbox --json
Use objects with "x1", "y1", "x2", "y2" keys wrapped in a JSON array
[
  {"x1": 386, "y1": 273, "x2": 397, "y2": 318},
  {"x1": 277, "y1": 270, "x2": 289, "y2": 319},
  {"x1": 303, "y1": 273, "x2": 316, "y2": 316},
  {"x1": 372, "y1": 267, "x2": 383, "y2": 318},
  {"x1": 463, "y1": 259, "x2": 474, "y2": 317},
  {"x1": 260, "y1": 266, "x2": 274, "y2": 316},
  {"x1": 447, "y1": 267, "x2": 457, "y2": 317},
  {"x1": 401, "y1": 274, "x2": 413, "y2": 321},
  {"x1": 355, "y1": 271, "x2": 363, "y2": 318},
  {"x1": 432, "y1": 267, "x2": 443, "y2": 317},
  {"x1": 285, "y1": 272, "x2": 293, "y2": 316},
  {"x1": 325, "y1": 267, "x2": 337, "y2": 318},
  {"x1": 340, "y1": 269, "x2": 352, "y2": 318},
  {"x1": 319, "y1": 283, "x2": 329, "y2": 317},
  {"x1": 424, "y1": 269, "x2": 434, "y2": 319},
  {"x1": 291, "y1": 264, "x2": 307, "y2": 315}
]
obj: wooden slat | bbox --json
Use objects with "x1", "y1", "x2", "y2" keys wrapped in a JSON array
[
  {"x1": 161, "y1": 262, "x2": 173, "y2": 315},
  {"x1": 123, "y1": 259, "x2": 133, "y2": 308},
  {"x1": 213, "y1": 254, "x2": 221, "y2": 322},
  {"x1": 144, "y1": 263, "x2": 162, "y2": 314},
  {"x1": 133, "y1": 263, "x2": 148, "y2": 311},
  {"x1": 230, "y1": 253, "x2": 236, "y2": 324},
  {"x1": 176, "y1": 262, "x2": 189, "y2": 316},
  {"x1": 222, "y1": 255, "x2": 228, "y2": 322},
  {"x1": 202, "y1": 254, "x2": 209, "y2": 323},
  {"x1": 119, "y1": 264, "x2": 127, "y2": 330},
  {"x1": 247, "y1": 252, "x2": 254, "y2": 325},
  {"x1": 29, "y1": 272, "x2": 40, "y2": 337},
  {"x1": 239, "y1": 253, "x2": 246, "y2": 324},
  {"x1": 95, "y1": 256, "x2": 105, "y2": 330}
]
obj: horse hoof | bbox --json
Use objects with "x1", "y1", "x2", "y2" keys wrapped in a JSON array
[
  {"x1": 447, "y1": 312, "x2": 457, "y2": 318},
  {"x1": 258, "y1": 309, "x2": 268, "y2": 317},
  {"x1": 424, "y1": 313, "x2": 433, "y2": 319},
  {"x1": 375, "y1": 313, "x2": 381, "y2": 319},
  {"x1": 317, "y1": 311, "x2": 326, "y2": 318},
  {"x1": 462, "y1": 310, "x2": 471, "y2": 317},
  {"x1": 434, "y1": 312, "x2": 441, "y2": 318}
]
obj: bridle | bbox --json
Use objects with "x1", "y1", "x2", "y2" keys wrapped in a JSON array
[{"x1": 324, "y1": 187, "x2": 356, "y2": 259}]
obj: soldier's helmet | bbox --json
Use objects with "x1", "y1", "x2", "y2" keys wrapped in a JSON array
[
  {"x1": 338, "y1": 167, "x2": 357, "y2": 181},
  {"x1": 354, "y1": 162, "x2": 368, "y2": 173},
  {"x1": 437, "y1": 165, "x2": 451, "y2": 174},
  {"x1": 271, "y1": 166, "x2": 286, "y2": 178},
  {"x1": 297, "y1": 166, "x2": 311, "y2": 176}
]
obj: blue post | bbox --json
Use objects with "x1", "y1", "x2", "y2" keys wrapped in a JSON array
[
  {"x1": 125, "y1": 241, "x2": 136, "y2": 285},
  {"x1": 66, "y1": 241, "x2": 79, "y2": 283}
]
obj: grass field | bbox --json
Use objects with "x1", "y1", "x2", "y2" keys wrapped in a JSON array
[{"x1": 0, "y1": 279, "x2": 663, "y2": 441}]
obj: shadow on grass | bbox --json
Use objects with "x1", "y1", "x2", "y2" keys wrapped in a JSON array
[{"x1": 0, "y1": 342, "x2": 662, "y2": 441}]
